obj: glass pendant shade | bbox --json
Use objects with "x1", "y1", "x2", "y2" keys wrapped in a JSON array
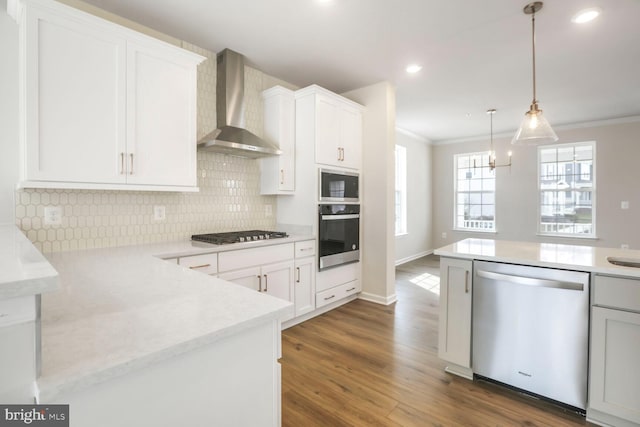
[{"x1": 512, "y1": 103, "x2": 558, "y2": 145}]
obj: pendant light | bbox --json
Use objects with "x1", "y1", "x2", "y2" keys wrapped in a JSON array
[
  {"x1": 512, "y1": 2, "x2": 558, "y2": 145},
  {"x1": 474, "y1": 109, "x2": 512, "y2": 171}
]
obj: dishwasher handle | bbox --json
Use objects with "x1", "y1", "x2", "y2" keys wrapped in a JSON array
[{"x1": 476, "y1": 269, "x2": 584, "y2": 291}]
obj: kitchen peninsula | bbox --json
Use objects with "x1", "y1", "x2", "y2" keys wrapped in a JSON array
[
  {"x1": 435, "y1": 238, "x2": 640, "y2": 427},
  {"x1": 31, "y1": 234, "x2": 298, "y2": 426}
]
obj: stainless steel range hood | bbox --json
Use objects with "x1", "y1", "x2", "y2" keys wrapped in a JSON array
[{"x1": 197, "y1": 49, "x2": 281, "y2": 158}]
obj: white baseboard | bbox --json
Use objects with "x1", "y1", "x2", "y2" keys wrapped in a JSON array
[
  {"x1": 358, "y1": 292, "x2": 397, "y2": 306},
  {"x1": 395, "y1": 250, "x2": 433, "y2": 266}
]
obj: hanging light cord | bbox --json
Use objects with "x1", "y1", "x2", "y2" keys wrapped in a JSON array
[{"x1": 531, "y1": 9, "x2": 537, "y2": 104}]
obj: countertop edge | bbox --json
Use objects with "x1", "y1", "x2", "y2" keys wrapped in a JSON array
[{"x1": 37, "y1": 302, "x2": 293, "y2": 402}]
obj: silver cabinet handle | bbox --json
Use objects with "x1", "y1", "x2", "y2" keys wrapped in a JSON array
[
  {"x1": 280, "y1": 169, "x2": 284, "y2": 185},
  {"x1": 337, "y1": 148, "x2": 341, "y2": 161},
  {"x1": 476, "y1": 270, "x2": 584, "y2": 291},
  {"x1": 346, "y1": 287, "x2": 356, "y2": 292},
  {"x1": 465, "y1": 270, "x2": 469, "y2": 293},
  {"x1": 296, "y1": 267, "x2": 300, "y2": 283},
  {"x1": 264, "y1": 274, "x2": 268, "y2": 292},
  {"x1": 189, "y1": 263, "x2": 211, "y2": 270},
  {"x1": 129, "y1": 153, "x2": 134, "y2": 175},
  {"x1": 324, "y1": 294, "x2": 335, "y2": 301},
  {"x1": 120, "y1": 153, "x2": 125, "y2": 174},
  {"x1": 257, "y1": 275, "x2": 262, "y2": 292}
]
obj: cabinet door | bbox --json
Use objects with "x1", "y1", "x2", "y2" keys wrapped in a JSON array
[
  {"x1": 261, "y1": 87, "x2": 295, "y2": 194},
  {"x1": 589, "y1": 307, "x2": 640, "y2": 424},
  {"x1": 314, "y1": 95, "x2": 341, "y2": 167},
  {"x1": 438, "y1": 257, "x2": 472, "y2": 369},
  {"x1": 218, "y1": 267, "x2": 262, "y2": 292},
  {"x1": 262, "y1": 261, "x2": 295, "y2": 303},
  {"x1": 126, "y1": 42, "x2": 197, "y2": 187},
  {"x1": 294, "y1": 257, "x2": 315, "y2": 317},
  {"x1": 338, "y1": 106, "x2": 362, "y2": 170},
  {"x1": 23, "y1": 7, "x2": 126, "y2": 183}
]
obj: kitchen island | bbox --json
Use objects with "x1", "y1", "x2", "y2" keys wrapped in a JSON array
[
  {"x1": 38, "y1": 240, "x2": 297, "y2": 427},
  {"x1": 435, "y1": 238, "x2": 640, "y2": 427}
]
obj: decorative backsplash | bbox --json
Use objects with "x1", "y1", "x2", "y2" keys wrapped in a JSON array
[{"x1": 14, "y1": 42, "x2": 296, "y2": 253}]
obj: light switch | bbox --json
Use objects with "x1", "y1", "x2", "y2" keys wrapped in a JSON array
[
  {"x1": 153, "y1": 206, "x2": 166, "y2": 221},
  {"x1": 621, "y1": 201, "x2": 629, "y2": 209}
]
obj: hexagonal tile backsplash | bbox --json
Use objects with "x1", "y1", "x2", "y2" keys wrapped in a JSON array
[{"x1": 13, "y1": 43, "x2": 296, "y2": 253}]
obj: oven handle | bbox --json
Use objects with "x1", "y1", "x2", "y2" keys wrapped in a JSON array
[{"x1": 321, "y1": 214, "x2": 360, "y2": 221}]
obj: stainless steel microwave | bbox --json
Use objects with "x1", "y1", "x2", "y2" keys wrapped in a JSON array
[{"x1": 319, "y1": 169, "x2": 359, "y2": 202}]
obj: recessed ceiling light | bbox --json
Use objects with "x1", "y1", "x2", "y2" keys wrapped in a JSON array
[
  {"x1": 571, "y1": 7, "x2": 601, "y2": 24},
  {"x1": 406, "y1": 64, "x2": 422, "y2": 74}
]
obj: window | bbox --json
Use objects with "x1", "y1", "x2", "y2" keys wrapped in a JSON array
[
  {"x1": 539, "y1": 141, "x2": 595, "y2": 237},
  {"x1": 395, "y1": 145, "x2": 407, "y2": 235},
  {"x1": 454, "y1": 152, "x2": 495, "y2": 232}
]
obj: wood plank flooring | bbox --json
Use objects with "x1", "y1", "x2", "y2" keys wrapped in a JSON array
[{"x1": 281, "y1": 255, "x2": 592, "y2": 426}]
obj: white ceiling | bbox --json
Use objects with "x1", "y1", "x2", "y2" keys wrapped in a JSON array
[{"x1": 82, "y1": 0, "x2": 640, "y2": 142}]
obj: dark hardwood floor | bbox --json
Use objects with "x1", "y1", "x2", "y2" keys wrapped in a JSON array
[{"x1": 281, "y1": 255, "x2": 592, "y2": 426}]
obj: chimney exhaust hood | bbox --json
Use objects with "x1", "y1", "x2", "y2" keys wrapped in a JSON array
[{"x1": 197, "y1": 49, "x2": 281, "y2": 158}]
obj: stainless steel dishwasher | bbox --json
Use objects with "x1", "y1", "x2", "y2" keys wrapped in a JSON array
[{"x1": 472, "y1": 260, "x2": 589, "y2": 412}]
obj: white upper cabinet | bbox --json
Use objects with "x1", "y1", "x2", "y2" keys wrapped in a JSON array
[
  {"x1": 260, "y1": 86, "x2": 295, "y2": 194},
  {"x1": 296, "y1": 85, "x2": 363, "y2": 171},
  {"x1": 126, "y1": 42, "x2": 198, "y2": 187},
  {"x1": 11, "y1": 0, "x2": 203, "y2": 191}
]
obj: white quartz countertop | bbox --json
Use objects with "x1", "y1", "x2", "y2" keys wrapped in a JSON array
[
  {"x1": 435, "y1": 238, "x2": 640, "y2": 278},
  {"x1": 37, "y1": 237, "x2": 303, "y2": 402},
  {"x1": 0, "y1": 224, "x2": 58, "y2": 299}
]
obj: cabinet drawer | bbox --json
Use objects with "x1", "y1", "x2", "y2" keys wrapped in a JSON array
[
  {"x1": 295, "y1": 240, "x2": 316, "y2": 258},
  {"x1": 218, "y1": 243, "x2": 294, "y2": 273},
  {"x1": 316, "y1": 262, "x2": 359, "y2": 292},
  {"x1": 316, "y1": 280, "x2": 360, "y2": 309},
  {"x1": 0, "y1": 296, "x2": 36, "y2": 327},
  {"x1": 594, "y1": 275, "x2": 640, "y2": 312},
  {"x1": 178, "y1": 253, "x2": 218, "y2": 275}
]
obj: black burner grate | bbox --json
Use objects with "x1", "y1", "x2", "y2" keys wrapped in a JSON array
[{"x1": 191, "y1": 230, "x2": 288, "y2": 245}]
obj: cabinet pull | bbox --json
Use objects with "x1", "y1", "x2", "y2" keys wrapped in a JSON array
[
  {"x1": 188, "y1": 263, "x2": 211, "y2": 269},
  {"x1": 264, "y1": 274, "x2": 268, "y2": 292},
  {"x1": 341, "y1": 148, "x2": 345, "y2": 161},
  {"x1": 120, "y1": 153, "x2": 125, "y2": 174},
  {"x1": 347, "y1": 287, "x2": 356, "y2": 292},
  {"x1": 129, "y1": 153, "x2": 134, "y2": 175},
  {"x1": 257, "y1": 275, "x2": 262, "y2": 292},
  {"x1": 324, "y1": 295, "x2": 335, "y2": 301},
  {"x1": 465, "y1": 270, "x2": 469, "y2": 293},
  {"x1": 296, "y1": 267, "x2": 300, "y2": 283},
  {"x1": 280, "y1": 169, "x2": 284, "y2": 185},
  {"x1": 337, "y1": 148, "x2": 341, "y2": 161}
]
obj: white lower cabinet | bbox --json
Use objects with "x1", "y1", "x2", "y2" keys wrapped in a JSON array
[
  {"x1": 177, "y1": 253, "x2": 218, "y2": 275},
  {"x1": 294, "y1": 257, "x2": 315, "y2": 317},
  {"x1": 218, "y1": 267, "x2": 261, "y2": 291},
  {"x1": 315, "y1": 262, "x2": 360, "y2": 309},
  {"x1": 437, "y1": 257, "x2": 473, "y2": 379},
  {"x1": 588, "y1": 275, "x2": 640, "y2": 426}
]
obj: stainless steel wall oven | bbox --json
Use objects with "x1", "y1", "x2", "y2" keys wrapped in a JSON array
[{"x1": 318, "y1": 204, "x2": 360, "y2": 270}]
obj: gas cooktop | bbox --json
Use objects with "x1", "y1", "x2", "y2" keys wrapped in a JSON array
[{"x1": 191, "y1": 230, "x2": 289, "y2": 245}]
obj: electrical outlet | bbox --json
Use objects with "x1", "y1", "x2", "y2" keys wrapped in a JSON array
[
  {"x1": 621, "y1": 201, "x2": 630, "y2": 209},
  {"x1": 153, "y1": 205, "x2": 166, "y2": 221},
  {"x1": 442, "y1": 232, "x2": 447, "y2": 239},
  {"x1": 44, "y1": 206, "x2": 62, "y2": 225},
  {"x1": 621, "y1": 244, "x2": 630, "y2": 250},
  {"x1": 265, "y1": 204, "x2": 273, "y2": 217}
]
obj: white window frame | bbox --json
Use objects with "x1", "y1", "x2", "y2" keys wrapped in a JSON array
[
  {"x1": 395, "y1": 145, "x2": 407, "y2": 236},
  {"x1": 537, "y1": 141, "x2": 596, "y2": 238},
  {"x1": 453, "y1": 151, "x2": 496, "y2": 233}
]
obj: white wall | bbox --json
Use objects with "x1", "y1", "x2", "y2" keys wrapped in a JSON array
[
  {"x1": 395, "y1": 129, "x2": 432, "y2": 264},
  {"x1": 432, "y1": 120, "x2": 640, "y2": 250},
  {"x1": 0, "y1": 2, "x2": 19, "y2": 224},
  {"x1": 342, "y1": 82, "x2": 396, "y2": 305}
]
